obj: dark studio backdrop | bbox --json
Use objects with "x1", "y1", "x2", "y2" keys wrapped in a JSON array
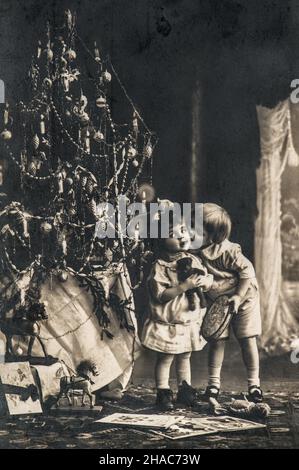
[{"x1": 1, "y1": 0, "x2": 299, "y2": 258}]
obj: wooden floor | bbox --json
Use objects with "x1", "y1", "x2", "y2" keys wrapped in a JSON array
[{"x1": 0, "y1": 385, "x2": 298, "y2": 449}]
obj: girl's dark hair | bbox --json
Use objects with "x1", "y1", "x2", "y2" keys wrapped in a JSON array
[
  {"x1": 149, "y1": 209, "x2": 180, "y2": 258},
  {"x1": 149, "y1": 226, "x2": 175, "y2": 260},
  {"x1": 203, "y1": 203, "x2": 231, "y2": 244}
]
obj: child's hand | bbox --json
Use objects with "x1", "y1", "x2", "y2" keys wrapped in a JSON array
[
  {"x1": 182, "y1": 274, "x2": 203, "y2": 291},
  {"x1": 229, "y1": 295, "x2": 242, "y2": 313},
  {"x1": 196, "y1": 275, "x2": 213, "y2": 291}
]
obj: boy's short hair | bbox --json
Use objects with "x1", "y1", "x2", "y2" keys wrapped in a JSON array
[{"x1": 203, "y1": 203, "x2": 231, "y2": 244}]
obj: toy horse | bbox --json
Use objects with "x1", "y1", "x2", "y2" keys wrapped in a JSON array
[
  {"x1": 1, "y1": 302, "x2": 48, "y2": 358},
  {"x1": 56, "y1": 360, "x2": 99, "y2": 409}
]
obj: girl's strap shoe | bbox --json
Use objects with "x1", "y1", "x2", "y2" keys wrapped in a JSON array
[
  {"x1": 248, "y1": 385, "x2": 263, "y2": 403},
  {"x1": 203, "y1": 385, "x2": 220, "y2": 401}
]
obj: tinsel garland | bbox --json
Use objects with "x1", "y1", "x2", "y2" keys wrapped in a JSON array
[
  {"x1": 78, "y1": 274, "x2": 113, "y2": 339},
  {"x1": 109, "y1": 292, "x2": 136, "y2": 333}
]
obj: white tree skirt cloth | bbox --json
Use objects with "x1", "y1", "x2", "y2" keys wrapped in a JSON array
[{"x1": 7, "y1": 268, "x2": 140, "y2": 391}]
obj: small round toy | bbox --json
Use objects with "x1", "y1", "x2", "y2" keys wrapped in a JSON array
[{"x1": 201, "y1": 295, "x2": 234, "y2": 341}]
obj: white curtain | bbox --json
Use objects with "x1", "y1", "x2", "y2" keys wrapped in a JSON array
[{"x1": 255, "y1": 99, "x2": 299, "y2": 355}]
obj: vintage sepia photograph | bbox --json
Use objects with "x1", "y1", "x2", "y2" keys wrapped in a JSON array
[{"x1": 0, "y1": 0, "x2": 299, "y2": 455}]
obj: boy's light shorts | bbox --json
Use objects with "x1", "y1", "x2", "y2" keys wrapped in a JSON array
[{"x1": 217, "y1": 286, "x2": 261, "y2": 340}]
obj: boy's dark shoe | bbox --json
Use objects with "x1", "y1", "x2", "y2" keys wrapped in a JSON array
[
  {"x1": 176, "y1": 380, "x2": 202, "y2": 407},
  {"x1": 156, "y1": 388, "x2": 174, "y2": 411},
  {"x1": 203, "y1": 385, "x2": 220, "y2": 401},
  {"x1": 248, "y1": 385, "x2": 263, "y2": 403}
]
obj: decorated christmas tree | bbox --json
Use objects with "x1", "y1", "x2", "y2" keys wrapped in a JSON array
[{"x1": 0, "y1": 9, "x2": 156, "y2": 354}]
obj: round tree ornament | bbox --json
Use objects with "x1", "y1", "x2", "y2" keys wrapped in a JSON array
[
  {"x1": 65, "y1": 49, "x2": 77, "y2": 61},
  {"x1": 102, "y1": 70, "x2": 112, "y2": 83},
  {"x1": 96, "y1": 96, "x2": 107, "y2": 108},
  {"x1": 40, "y1": 221, "x2": 53, "y2": 234},
  {"x1": 1, "y1": 129, "x2": 12, "y2": 140},
  {"x1": 127, "y1": 146, "x2": 137, "y2": 158},
  {"x1": 143, "y1": 142, "x2": 153, "y2": 159}
]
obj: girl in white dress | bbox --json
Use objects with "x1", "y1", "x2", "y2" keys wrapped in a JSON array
[{"x1": 141, "y1": 225, "x2": 213, "y2": 410}]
